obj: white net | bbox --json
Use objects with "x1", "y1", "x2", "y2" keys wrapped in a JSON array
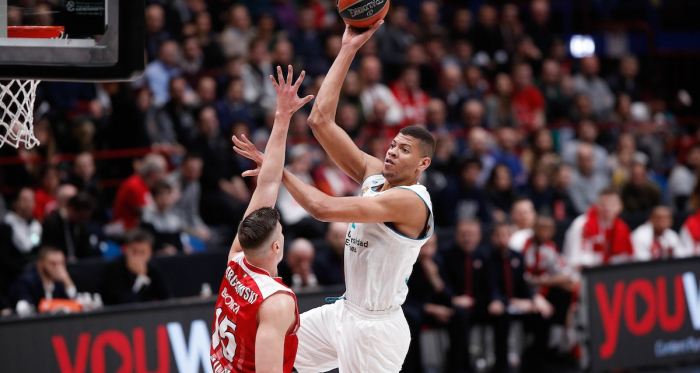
[{"x1": 0, "y1": 79, "x2": 40, "y2": 149}]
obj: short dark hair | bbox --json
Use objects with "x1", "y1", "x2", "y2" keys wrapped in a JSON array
[
  {"x1": 183, "y1": 152, "x2": 202, "y2": 163},
  {"x1": 126, "y1": 229, "x2": 154, "y2": 246},
  {"x1": 237, "y1": 207, "x2": 281, "y2": 251},
  {"x1": 399, "y1": 126, "x2": 436, "y2": 158},
  {"x1": 512, "y1": 196, "x2": 533, "y2": 207},
  {"x1": 599, "y1": 187, "x2": 619, "y2": 198},
  {"x1": 492, "y1": 221, "x2": 511, "y2": 233},
  {"x1": 38, "y1": 245, "x2": 63, "y2": 260},
  {"x1": 151, "y1": 180, "x2": 172, "y2": 197},
  {"x1": 67, "y1": 192, "x2": 95, "y2": 212},
  {"x1": 460, "y1": 156, "x2": 482, "y2": 171}
]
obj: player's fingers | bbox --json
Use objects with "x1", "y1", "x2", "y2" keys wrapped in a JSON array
[
  {"x1": 241, "y1": 134, "x2": 255, "y2": 148},
  {"x1": 233, "y1": 147, "x2": 255, "y2": 160},
  {"x1": 232, "y1": 136, "x2": 246, "y2": 149},
  {"x1": 293, "y1": 70, "x2": 306, "y2": 89},
  {"x1": 269, "y1": 75, "x2": 279, "y2": 90},
  {"x1": 233, "y1": 147, "x2": 250, "y2": 157},
  {"x1": 369, "y1": 20, "x2": 384, "y2": 33},
  {"x1": 241, "y1": 170, "x2": 257, "y2": 177},
  {"x1": 277, "y1": 66, "x2": 284, "y2": 87},
  {"x1": 301, "y1": 95, "x2": 314, "y2": 105},
  {"x1": 287, "y1": 65, "x2": 293, "y2": 86}
]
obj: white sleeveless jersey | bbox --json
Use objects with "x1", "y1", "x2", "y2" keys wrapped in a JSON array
[{"x1": 343, "y1": 174, "x2": 434, "y2": 311}]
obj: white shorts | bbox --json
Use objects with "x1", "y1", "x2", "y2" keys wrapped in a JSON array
[{"x1": 294, "y1": 299, "x2": 411, "y2": 373}]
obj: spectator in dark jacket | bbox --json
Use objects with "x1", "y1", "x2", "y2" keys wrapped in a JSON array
[
  {"x1": 169, "y1": 153, "x2": 210, "y2": 243},
  {"x1": 191, "y1": 106, "x2": 248, "y2": 230},
  {"x1": 215, "y1": 78, "x2": 253, "y2": 136},
  {"x1": 140, "y1": 181, "x2": 185, "y2": 255},
  {"x1": 99, "y1": 230, "x2": 171, "y2": 305},
  {"x1": 489, "y1": 223, "x2": 554, "y2": 373},
  {"x1": 551, "y1": 164, "x2": 579, "y2": 222},
  {"x1": 68, "y1": 152, "x2": 108, "y2": 222},
  {"x1": 403, "y1": 235, "x2": 455, "y2": 373},
  {"x1": 8, "y1": 246, "x2": 77, "y2": 316},
  {"x1": 41, "y1": 192, "x2": 97, "y2": 261},
  {"x1": 313, "y1": 222, "x2": 346, "y2": 286},
  {"x1": 621, "y1": 162, "x2": 662, "y2": 215},
  {"x1": 453, "y1": 157, "x2": 492, "y2": 226},
  {"x1": 442, "y1": 219, "x2": 497, "y2": 373},
  {"x1": 157, "y1": 77, "x2": 199, "y2": 148}
]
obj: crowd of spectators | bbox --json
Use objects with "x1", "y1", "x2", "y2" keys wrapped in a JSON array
[{"x1": 0, "y1": 0, "x2": 699, "y2": 372}]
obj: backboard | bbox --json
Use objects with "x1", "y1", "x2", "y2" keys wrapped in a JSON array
[{"x1": 0, "y1": 0, "x2": 144, "y2": 82}]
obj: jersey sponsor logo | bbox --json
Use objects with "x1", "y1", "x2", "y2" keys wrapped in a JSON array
[
  {"x1": 221, "y1": 287, "x2": 241, "y2": 314},
  {"x1": 225, "y1": 266, "x2": 260, "y2": 304},
  {"x1": 346, "y1": 228, "x2": 369, "y2": 253}
]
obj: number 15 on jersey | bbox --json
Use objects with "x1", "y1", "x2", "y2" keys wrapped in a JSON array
[{"x1": 213, "y1": 307, "x2": 238, "y2": 362}]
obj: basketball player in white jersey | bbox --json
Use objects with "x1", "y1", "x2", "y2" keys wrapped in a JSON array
[{"x1": 232, "y1": 21, "x2": 435, "y2": 373}]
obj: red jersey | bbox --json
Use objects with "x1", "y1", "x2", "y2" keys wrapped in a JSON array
[
  {"x1": 211, "y1": 253, "x2": 299, "y2": 373},
  {"x1": 112, "y1": 174, "x2": 151, "y2": 230},
  {"x1": 512, "y1": 86, "x2": 545, "y2": 132}
]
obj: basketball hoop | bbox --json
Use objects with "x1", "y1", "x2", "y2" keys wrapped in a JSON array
[{"x1": 0, "y1": 26, "x2": 65, "y2": 149}]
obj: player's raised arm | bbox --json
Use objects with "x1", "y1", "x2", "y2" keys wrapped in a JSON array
[
  {"x1": 228, "y1": 66, "x2": 313, "y2": 261},
  {"x1": 307, "y1": 21, "x2": 385, "y2": 184},
  {"x1": 280, "y1": 169, "x2": 428, "y2": 237},
  {"x1": 255, "y1": 293, "x2": 297, "y2": 373}
]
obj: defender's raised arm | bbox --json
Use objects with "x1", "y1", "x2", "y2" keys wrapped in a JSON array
[
  {"x1": 228, "y1": 65, "x2": 313, "y2": 261},
  {"x1": 307, "y1": 22, "x2": 385, "y2": 184}
]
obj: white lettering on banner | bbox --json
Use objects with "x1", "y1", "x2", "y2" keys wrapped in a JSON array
[
  {"x1": 167, "y1": 320, "x2": 214, "y2": 373},
  {"x1": 683, "y1": 272, "x2": 700, "y2": 330},
  {"x1": 654, "y1": 336, "x2": 700, "y2": 357}
]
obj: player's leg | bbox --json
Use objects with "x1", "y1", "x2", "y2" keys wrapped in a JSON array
[
  {"x1": 294, "y1": 303, "x2": 341, "y2": 373},
  {"x1": 337, "y1": 303, "x2": 411, "y2": 373}
]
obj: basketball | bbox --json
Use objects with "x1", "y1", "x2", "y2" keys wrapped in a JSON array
[{"x1": 337, "y1": 0, "x2": 390, "y2": 29}]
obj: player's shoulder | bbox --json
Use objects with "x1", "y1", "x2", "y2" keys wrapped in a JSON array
[
  {"x1": 238, "y1": 257, "x2": 294, "y2": 299},
  {"x1": 258, "y1": 291, "x2": 298, "y2": 333},
  {"x1": 361, "y1": 173, "x2": 386, "y2": 189},
  {"x1": 259, "y1": 291, "x2": 296, "y2": 313},
  {"x1": 394, "y1": 183, "x2": 432, "y2": 209}
]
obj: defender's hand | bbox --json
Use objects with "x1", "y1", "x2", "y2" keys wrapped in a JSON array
[
  {"x1": 341, "y1": 20, "x2": 383, "y2": 51},
  {"x1": 271, "y1": 65, "x2": 314, "y2": 117},
  {"x1": 232, "y1": 134, "x2": 264, "y2": 177}
]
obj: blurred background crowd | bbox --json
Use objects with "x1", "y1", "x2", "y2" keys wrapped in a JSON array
[{"x1": 1, "y1": 0, "x2": 700, "y2": 372}]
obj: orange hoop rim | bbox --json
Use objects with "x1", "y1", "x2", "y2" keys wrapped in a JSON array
[{"x1": 7, "y1": 26, "x2": 65, "y2": 39}]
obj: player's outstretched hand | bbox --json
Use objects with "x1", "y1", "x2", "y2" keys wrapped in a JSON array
[
  {"x1": 342, "y1": 20, "x2": 383, "y2": 51},
  {"x1": 232, "y1": 134, "x2": 264, "y2": 177},
  {"x1": 271, "y1": 65, "x2": 314, "y2": 117}
]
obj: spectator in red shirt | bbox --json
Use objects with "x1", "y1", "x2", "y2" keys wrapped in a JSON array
[
  {"x1": 32, "y1": 166, "x2": 60, "y2": 223},
  {"x1": 511, "y1": 63, "x2": 545, "y2": 133},
  {"x1": 391, "y1": 66, "x2": 429, "y2": 127},
  {"x1": 110, "y1": 154, "x2": 168, "y2": 234},
  {"x1": 563, "y1": 188, "x2": 634, "y2": 272}
]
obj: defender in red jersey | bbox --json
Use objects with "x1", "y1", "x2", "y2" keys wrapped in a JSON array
[{"x1": 210, "y1": 65, "x2": 313, "y2": 373}]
